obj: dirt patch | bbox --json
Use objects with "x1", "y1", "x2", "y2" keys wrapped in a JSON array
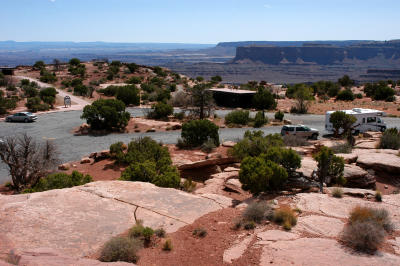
[{"x1": 136, "y1": 207, "x2": 262, "y2": 266}]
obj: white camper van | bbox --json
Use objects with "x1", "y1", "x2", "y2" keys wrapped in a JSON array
[{"x1": 325, "y1": 108, "x2": 386, "y2": 134}]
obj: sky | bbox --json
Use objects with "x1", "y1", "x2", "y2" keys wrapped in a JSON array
[{"x1": 1, "y1": 0, "x2": 400, "y2": 44}]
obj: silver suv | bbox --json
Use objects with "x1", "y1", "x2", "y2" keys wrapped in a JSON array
[{"x1": 281, "y1": 124, "x2": 319, "y2": 140}]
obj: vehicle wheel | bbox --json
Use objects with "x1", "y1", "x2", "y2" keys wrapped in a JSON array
[
  {"x1": 6, "y1": 118, "x2": 10, "y2": 122},
  {"x1": 311, "y1": 134, "x2": 318, "y2": 140},
  {"x1": 381, "y1": 127, "x2": 386, "y2": 132},
  {"x1": 24, "y1": 118, "x2": 29, "y2": 123}
]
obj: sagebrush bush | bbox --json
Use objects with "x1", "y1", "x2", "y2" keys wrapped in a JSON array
[
  {"x1": 331, "y1": 187, "x2": 343, "y2": 198},
  {"x1": 379, "y1": 128, "x2": 400, "y2": 150},
  {"x1": 341, "y1": 221, "x2": 385, "y2": 253},
  {"x1": 99, "y1": 236, "x2": 143, "y2": 263},
  {"x1": 142, "y1": 227, "x2": 154, "y2": 242},
  {"x1": 242, "y1": 201, "x2": 273, "y2": 223},
  {"x1": 200, "y1": 139, "x2": 216, "y2": 153},
  {"x1": 273, "y1": 207, "x2": 297, "y2": 230},
  {"x1": 283, "y1": 135, "x2": 309, "y2": 147},
  {"x1": 336, "y1": 89, "x2": 355, "y2": 101},
  {"x1": 181, "y1": 119, "x2": 220, "y2": 147},
  {"x1": 129, "y1": 221, "x2": 145, "y2": 238},
  {"x1": 331, "y1": 142, "x2": 353, "y2": 154},
  {"x1": 348, "y1": 206, "x2": 393, "y2": 232},
  {"x1": 225, "y1": 110, "x2": 250, "y2": 125},
  {"x1": 24, "y1": 171, "x2": 93, "y2": 193}
]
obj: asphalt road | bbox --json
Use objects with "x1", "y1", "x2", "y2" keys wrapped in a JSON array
[{"x1": 1, "y1": 108, "x2": 399, "y2": 184}]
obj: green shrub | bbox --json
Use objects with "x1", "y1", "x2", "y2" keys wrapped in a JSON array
[
  {"x1": 355, "y1": 93, "x2": 363, "y2": 99},
  {"x1": 239, "y1": 156, "x2": 288, "y2": 194},
  {"x1": 109, "y1": 141, "x2": 125, "y2": 163},
  {"x1": 39, "y1": 87, "x2": 57, "y2": 107},
  {"x1": 254, "y1": 111, "x2": 268, "y2": 128},
  {"x1": 336, "y1": 89, "x2": 354, "y2": 101},
  {"x1": 273, "y1": 207, "x2": 297, "y2": 230},
  {"x1": 119, "y1": 137, "x2": 180, "y2": 188},
  {"x1": 120, "y1": 161, "x2": 157, "y2": 183},
  {"x1": 24, "y1": 171, "x2": 92, "y2": 193},
  {"x1": 225, "y1": 110, "x2": 250, "y2": 125},
  {"x1": 192, "y1": 228, "x2": 207, "y2": 238},
  {"x1": 275, "y1": 110, "x2": 284, "y2": 121},
  {"x1": 81, "y1": 99, "x2": 130, "y2": 131},
  {"x1": 162, "y1": 239, "x2": 173, "y2": 251},
  {"x1": 25, "y1": 97, "x2": 49, "y2": 112},
  {"x1": 116, "y1": 85, "x2": 140, "y2": 106},
  {"x1": 129, "y1": 221, "x2": 145, "y2": 238},
  {"x1": 142, "y1": 227, "x2": 154, "y2": 242},
  {"x1": 379, "y1": 128, "x2": 400, "y2": 149},
  {"x1": 230, "y1": 131, "x2": 283, "y2": 160},
  {"x1": 73, "y1": 84, "x2": 88, "y2": 96},
  {"x1": 331, "y1": 187, "x2": 343, "y2": 198},
  {"x1": 253, "y1": 87, "x2": 277, "y2": 111},
  {"x1": 181, "y1": 120, "x2": 219, "y2": 147},
  {"x1": 181, "y1": 178, "x2": 196, "y2": 192},
  {"x1": 148, "y1": 102, "x2": 173, "y2": 120},
  {"x1": 99, "y1": 236, "x2": 142, "y2": 263},
  {"x1": 242, "y1": 201, "x2": 273, "y2": 223}
]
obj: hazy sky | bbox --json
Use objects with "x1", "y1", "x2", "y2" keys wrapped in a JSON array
[{"x1": 2, "y1": 0, "x2": 399, "y2": 43}]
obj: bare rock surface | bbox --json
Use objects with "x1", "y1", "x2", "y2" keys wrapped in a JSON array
[
  {"x1": 354, "y1": 139, "x2": 379, "y2": 149},
  {"x1": 0, "y1": 181, "x2": 225, "y2": 258},
  {"x1": 224, "y1": 178, "x2": 243, "y2": 193},
  {"x1": 293, "y1": 215, "x2": 344, "y2": 237},
  {"x1": 294, "y1": 193, "x2": 400, "y2": 229},
  {"x1": 256, "y1": 230, "x2": 298, "y2": 244},
  {"x1": 194, "y1": 171, "x2": 239, "y2": 195},
  {"x1": 357, "y1": 152, "x2": 400, "y2": 174},
  {"x1": 223, "y1": 234, "x2": 254, "y2": 264},
  {"x1": 15, "y1": 248, "x2": 133, "y2": 266},
  {"x1": 222, "y1": 141, "x2": 236, "y2": 147},
  {"x1": 177, "y1": 157, "x2": 238, "y2": 170},
  {"x1": 260, "y1": 238, "x2": 400, "y2": 266}
]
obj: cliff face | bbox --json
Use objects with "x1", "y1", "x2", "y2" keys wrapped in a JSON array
[{"x1": 234, "y1": 46, "x2": 400, "y2": 65}]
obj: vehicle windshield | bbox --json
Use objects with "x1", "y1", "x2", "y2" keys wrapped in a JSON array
[
  {"x1": 303, "y1": 126, "x2": 311, "y2": 131},
  {"x1": 26, "y1": 112, "x2": 33, "y2": 115}
]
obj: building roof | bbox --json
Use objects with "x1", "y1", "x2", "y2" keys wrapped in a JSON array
[
  {"x1": 208, "y1": 88, "x2": 256, "y2": 94},
  {"x1": 326, "y1": 108, "x2": 385, "y2": 115}
]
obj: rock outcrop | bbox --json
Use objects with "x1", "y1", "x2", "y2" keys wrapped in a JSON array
[
  {"x1": 357, "y1": 153, "x2": 400, "y2": 174},
  {"x1": 0, "y1": 181, "x2": 230, "y2": 258}
]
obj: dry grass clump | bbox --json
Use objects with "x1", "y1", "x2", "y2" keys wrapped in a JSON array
[
  {"x1": 162, "y1": 239, "x2": 173, "y2": 251},
  {"x1": 375, "y1": 190, "x2": 382, "y2": 202},
  {"x1": 192, "y1": 228, "x2": 207, "y2": 238},
  {"x1": 341, "y1": 206, "x2": 393, "y2": 253},
  {"x1": 331, "y1": 187, "x2": 344, "y2": 198},
  {"x1": 99, "y1": 236, "x2": 143, "y2": 263},
  {"x1": 273, "y1": 207, "x2": 297, "y2": 230}
]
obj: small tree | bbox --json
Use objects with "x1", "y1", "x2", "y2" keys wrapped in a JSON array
[
  {"x1": 274, "y1": 110, "x2": 284, "y2": 121},
  {"x1": 40, "y1": 87, "x2": 57, "y2": 108},
  {"x1": 0, "y1": 134, "x2": 59, "y2": 192},
  {"x1": 291, "y1": 86, "x2": 313, "y2": 114},
  {"x1": 181, "y1": 119, "x2": 219, "y2": 147},
  {"x1": 313, "y1": 147, "x2": 345, "y2": 191},
  {"x1": 329, "y1": 111, "x2": 357, "y2": 137},
  {"x1": 336, "y1": 89, "x2": 355, "y2": 101},
  {"x1": 33, "y1": 60, "x2": 45, "y2": 70},
  {"x1": 253, "y1": 87, "x2": 277, "y2": 115},
  {"x1": 148, "y1": 102, "x2": 173, "y2": 120},
  {"x1": 190, "y1": 84, "x2": 214, "y2": 119},
  {"x1": 81, "y1": 99, "x2": 130, "y2": 131},
  {"x1": 338, "y1": 75, "x2": 355, "y2": 88},
  {"x1": 116, "y1": 85, "x2": 140, "y2": 106}
]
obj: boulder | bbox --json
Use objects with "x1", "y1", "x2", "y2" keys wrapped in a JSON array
[
  {"x1": 224, "y1": 178, "x2": 242, "y2": 193},
  {"x1": 171, "y1": 124, "x2": 182, "y2": 130},
  {"x1": 100, "y1": 150, "x2": 110, "y2": 158},
  {"x1": 363, "y1": 131, "x2": 382, "y2": 138},
  {"x1": 58, "y1": 163, "x2": 70, "y2": 171},
  {"x1": 206, "y1": 152, "x2": 223, "y2": 159},
  {"x1": 222, "y1": 141, "x2": 236, "y2": 147},
  {"x1": 0, "y1": 181, "x2": 225, "y2": 257},
  {"x1": 336, "y1": 153, "x2": 358, "y2": 164},
  {"x1": 223, "y1": 167, "x2": 240, "y2": 172},
  {"x1": 195, "y1": 171, "x2": 239, "y2": 195},
  {"x1": 354, "y1": 139, "x2": 379, "y2": 149},
  {"x1": 357, "y1": 152, "x2": 400, "y2": 174},
  {"x1": 80, "y1": 157, "x2": 91, "y2": 164},
  {"x1": 297, "y1": 157, "x2": 317, "y2": 178},
  {"x1": 343, "y1": 164, "x2": 375, "y2": 188}
]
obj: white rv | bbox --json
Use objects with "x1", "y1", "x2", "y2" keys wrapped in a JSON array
[{"x1": 325, "y1": 108, "x2": 387, "y2": 134}]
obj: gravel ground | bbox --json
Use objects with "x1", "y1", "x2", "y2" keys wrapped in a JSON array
[{"x1": 1, "y1": 108, "x2": 399, "y2": 184}]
